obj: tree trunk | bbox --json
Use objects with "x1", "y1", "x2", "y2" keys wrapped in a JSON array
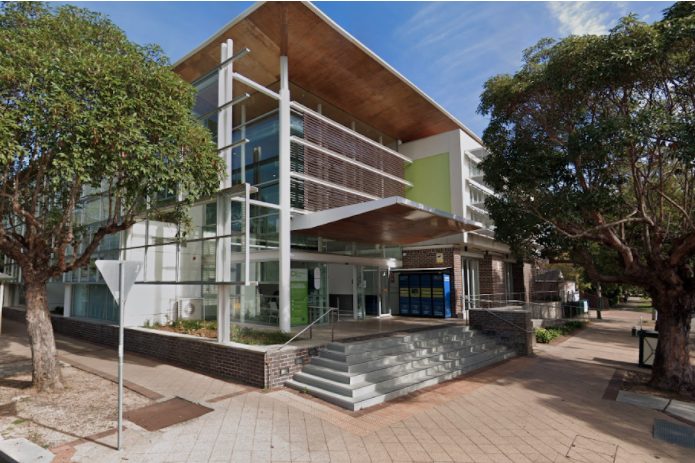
[
  {"x1": 596, "y1": 282, "x2": 603, "y2": 320},
  {"x1": 24, "y1": 280, "x2": 63, "y2": 391},
  {"x1": 649, "y1": 290, "x2": 695, "y2": 394}
]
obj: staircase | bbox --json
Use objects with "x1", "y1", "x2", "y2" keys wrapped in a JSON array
[{"x1": 285, "y1": 325, "x2": 516, "y2": 411}]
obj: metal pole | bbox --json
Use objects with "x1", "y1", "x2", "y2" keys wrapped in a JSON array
[
  {"x1": 117, "y1": 262, "x2": 124, "y2": 451},
  {"x1": 278, "y1": 55, "x2": 291, "y2": 333}
]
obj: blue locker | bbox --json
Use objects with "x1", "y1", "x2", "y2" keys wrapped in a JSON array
[
  {"x1": 420, "y1": 274, "x2": 433, "y2": 317},
  {"x1": 408, "y1": 274, "x2": 421, "y2": 316},
  {"x1": 432, "y1": 274, "x2": 445, "y2": 317},
  {"x1": 399, "y1": 274, "x2": 410, "y2": 315}
]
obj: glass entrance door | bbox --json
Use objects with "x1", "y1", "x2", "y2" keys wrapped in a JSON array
[
  {"x1": 360, "y1": 266, "x2": 380, "y2": 317},
  {"x1": 462, "y1": 258, "x2": 480, "y2": 311}
]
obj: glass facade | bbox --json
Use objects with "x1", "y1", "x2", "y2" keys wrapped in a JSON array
[{"x1": 61, "y1": 68, "x2": 405, "y2": 327}]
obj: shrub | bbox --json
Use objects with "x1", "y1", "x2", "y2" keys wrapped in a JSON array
[
  {"x1": 535, "y1": 321, "x2": 586, "y2": 343},
  {"x1": 535, "y1": 328, "x2": 558, "y2": 343}
]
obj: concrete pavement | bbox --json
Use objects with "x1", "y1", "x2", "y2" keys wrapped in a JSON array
[{"x1": 2, "y1": 311, "x2": 695, "y2": 462}]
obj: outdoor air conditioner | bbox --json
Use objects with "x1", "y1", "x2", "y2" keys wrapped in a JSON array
[{"x1": 177, "y1": 298, "x2": 204, "y2": 320}]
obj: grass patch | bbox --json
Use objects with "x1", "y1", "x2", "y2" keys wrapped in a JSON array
[
  {"x1": 148, "y1": 319, "x2": 293, "y2": 345},
  {"x1": 535, "y1": 320, "x2": 586, "y2": 344}
]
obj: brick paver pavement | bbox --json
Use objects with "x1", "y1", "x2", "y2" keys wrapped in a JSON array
[{"x1": 3, "y1": 312, "x2": 695, "y2": 462}]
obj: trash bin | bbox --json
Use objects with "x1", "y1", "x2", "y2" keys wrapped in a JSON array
[{"x1": 638, "y1": 329, "x2": 658, "y2": 368}]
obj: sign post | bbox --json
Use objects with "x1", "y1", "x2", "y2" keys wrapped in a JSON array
[{"x1": 95, "y1": 260, "x2": 142, "y2": 451}]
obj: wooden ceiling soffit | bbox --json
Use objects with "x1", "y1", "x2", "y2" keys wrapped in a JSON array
[{"x1": 175, "y1": 2, "x2": 465, "y2": 141}]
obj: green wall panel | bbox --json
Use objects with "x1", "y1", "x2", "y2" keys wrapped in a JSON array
[{"x1": 405, "y1": 152, "x2": 451, "y2": 212}]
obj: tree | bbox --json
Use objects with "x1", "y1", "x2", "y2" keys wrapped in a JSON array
[
  {"x1": 0, "y1": 3, "x2": 223, "y2": 391},
  {"x1": 478, "y1": 3, "x2": 695, "y2": 393}
]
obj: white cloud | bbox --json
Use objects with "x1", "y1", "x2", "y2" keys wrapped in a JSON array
[{"x1": 547, "y1": 1, "x2": 612, "y2": 35}]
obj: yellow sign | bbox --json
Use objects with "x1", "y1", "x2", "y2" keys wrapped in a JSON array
[{"x1": 436, "y1": 252, "x2": 444, "y2": 264}]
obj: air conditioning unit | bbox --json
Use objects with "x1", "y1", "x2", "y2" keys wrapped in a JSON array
[{"x1": 177, "y1": 298, "x2": 204, "y2": 320}]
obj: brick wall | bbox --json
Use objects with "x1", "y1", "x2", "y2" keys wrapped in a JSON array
[
  {"x1": 479, "y1": 254, "x2": 506, "y2": 296},
  {"x1": 469, "y1": 308, "x2": 533, "y2": 356},
  {"x1": 3, "y1": 307, "x2": 312, "y2": 389},
  {"x1": 401, "y1": 247, "x2": 462, "y2": 316},
  {"x1": 266, "y1": 346, "x2": 319, "y2": 388},
  {"x1": 511, "y1": 262, "x2": 533, "y2": 302}
]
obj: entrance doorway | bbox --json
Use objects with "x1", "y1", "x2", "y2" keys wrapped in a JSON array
[{"x1": 327, "y1": 264, "x2": 391, "y2": 320}]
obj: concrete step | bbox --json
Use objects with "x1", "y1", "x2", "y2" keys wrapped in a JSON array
[
  {"x1": 304, "y1": 338, "x2": 499, "y2": 385},
  {"x1": 312, "y1": 334, "x2": 497, "y2": 374},
  {"x1": 294, "y1": 346, "x2": 512, "y2": 398},
  {"x1": 319, "y1": 330, "x2": 478, "y2": 364},
  {"x1": 325, "y1": 325, "x2": 468, "y2": 355},
  {"x1": 286, "y1": 348, "x2": 515, "y2": 411}
]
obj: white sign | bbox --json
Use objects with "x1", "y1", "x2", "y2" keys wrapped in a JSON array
[
  {"x1": 95, "y1": 260, "x2": 142, "y2": 304},
  {"x1": 94, "y1": 260, "x2": 142, "y2": 451}
]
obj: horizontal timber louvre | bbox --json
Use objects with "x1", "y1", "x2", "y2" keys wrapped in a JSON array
[{"x1": 292, "y1": 110, "x2": 407, "y2": 212}]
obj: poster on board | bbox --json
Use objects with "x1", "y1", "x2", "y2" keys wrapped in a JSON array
[{"x1": 291, "y1": 268, "x2": 309, "y2": 325}]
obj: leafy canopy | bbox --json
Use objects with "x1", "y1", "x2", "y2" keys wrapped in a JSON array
[
  {"x1": 0, "y1": 2, "x2": 223, "y2": 280},
  {"x1": 478, "y1": 3, "x2": 695, "y2": 293}
]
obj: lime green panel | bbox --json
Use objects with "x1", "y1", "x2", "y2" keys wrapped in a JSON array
[{"x1": 405, "y1": 152, "x2": 451, "y2": 212}]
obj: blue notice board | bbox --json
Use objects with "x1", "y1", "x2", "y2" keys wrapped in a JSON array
[
  {"x1": 399, "y1": 274, "x2": 410, "y2": 315},
  {"x1": 409, "y1": 274, "x2": 421, "y2": 316},
  {"x1": 420, "y1": 274, "x2": 433, "y2": 316},
  {"x1": 432, "y1": 274, "x2": 445, "y2": 317},
  {"x1": 442, "y1": 274, "x2": 452, "y2": 318}
]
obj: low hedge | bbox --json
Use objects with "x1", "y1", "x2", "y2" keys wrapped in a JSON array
[{"x1": 535, "y1": 320, "x2": 585, "y2": 344}]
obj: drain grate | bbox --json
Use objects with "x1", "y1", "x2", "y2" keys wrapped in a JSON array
[
  {"x1": 653, "y1": 418, "x2": 695, "y2": 448},
  {"x1": 125, "y1": 397, "x2": 212, "y2": 431}
]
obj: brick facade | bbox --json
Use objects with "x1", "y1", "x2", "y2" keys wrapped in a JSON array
[
  {"x1": 469, "y1": 308, "x2": 533, "y2": 356},
  {"x1": 401, "y1": 247, "x2": 463, "y2": 316},
  {"x1": 479, "y1": 253, "x2": 506, "y2": 297},
  {"x1": 512, "y1": 262, "x2": 533, "y2": 302},
  {"x1": 3, "y1": 307, "x2": 309, "y2": 389}
]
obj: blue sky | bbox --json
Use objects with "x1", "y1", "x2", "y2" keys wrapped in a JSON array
[{"x1": 67, "y1": 1, "x2": 672, "y2": 136}]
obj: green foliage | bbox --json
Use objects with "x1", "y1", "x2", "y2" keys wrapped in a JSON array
[
  {"x1": 231, "y1": 325, "x2": 293, "y2": 345},
  {"x1": 151, "y1": 319, "x2": 293, "y2": 345},
  {"x1": 534, "y1": 328, "x2": 557, "y2": 344},
  {"x1": 171, "y1": 319, "x2": 218, "y2": 334},
  {"x1": 535, "y1": 321, "x2": 586, "y2": 343},
  {"x1": 478, "y1": 4, "x2": 695, "y2": 297},
  {"x1": 0, "y1": 2, "x2": 223, "y2": 279}
]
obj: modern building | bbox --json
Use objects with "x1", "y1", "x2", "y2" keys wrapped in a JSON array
[{"x1": 1, "y1": 2, "x2": 533, "y2": 338}]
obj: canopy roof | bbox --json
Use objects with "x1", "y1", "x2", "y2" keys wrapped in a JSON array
[
  {"x1": 174, "y1": 1, "x2": 481, "y2": 143},
  {"x1": 291, "y1": 197, "x2": 481, "y2": 245}
]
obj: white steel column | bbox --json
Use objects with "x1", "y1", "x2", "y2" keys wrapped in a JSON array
[
  {"x1": 216, "y1": 39, "x2": 234, "y2": 343},
  {"x1": 278, "y1": 55, "x2": 291, "y2": 333},
  {"x1": 63, "y1": 285, "x2": 72, "y2": 318}
]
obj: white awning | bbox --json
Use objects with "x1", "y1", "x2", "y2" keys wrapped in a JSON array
[{"x1": 291, "y1": 196, "x2": 481, "y2": 245}]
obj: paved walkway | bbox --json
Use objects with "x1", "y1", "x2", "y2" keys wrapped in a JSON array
[
  {"x1": 2, "y1": 311, "x2": 695, "y2": 462},
  {"x1": 0, "y1": 320, "x2": 248, "y2": 405}
]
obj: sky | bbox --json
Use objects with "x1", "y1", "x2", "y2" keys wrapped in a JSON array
[{"x1": 65, "y1": 1, "x2": 672, "y2": 136}]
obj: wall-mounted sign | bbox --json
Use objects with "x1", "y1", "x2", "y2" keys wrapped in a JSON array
[
  {"x1": 436, "y1": 252, "x2": 444, "y2": 264},
  {"x1": 291, "y1": 268, "x2": 309, "y2": 325}
]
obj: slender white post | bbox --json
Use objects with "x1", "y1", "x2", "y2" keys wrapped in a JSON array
[
  {"x1": 278, "y1": 55, "x2": 291, "y2": 333},
  {"x1": 216, "y1": 39, "x2": 233, "y2": 343},
  {"x1": 240, "y1": 104, "x2": 246, "y2": 183},
  {"x1": 117, "y1": 263, "x2": 124, "y2": 450},
  {"x1": 0, "y1": 283, "x2": 4, "y2": 335}
]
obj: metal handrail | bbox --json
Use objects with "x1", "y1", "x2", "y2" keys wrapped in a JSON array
[{"x1": 274, "y1": 307, "x2": 339, "y2": 351}]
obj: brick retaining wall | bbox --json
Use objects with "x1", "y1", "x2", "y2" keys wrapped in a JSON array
[
  {"x1": 3, "y1": 307, "x2": 310, "y2": 389},
  {"x1": 469, "y1": 308, "x2": 533, "y2": 356}
]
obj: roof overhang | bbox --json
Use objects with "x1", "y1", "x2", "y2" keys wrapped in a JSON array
[
  {"x1": 291, "y1": 197, "x2": 481, "y2": 245},
  {"x1": 173, "y1": 1, "x2": 482, "y2": 143}
]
